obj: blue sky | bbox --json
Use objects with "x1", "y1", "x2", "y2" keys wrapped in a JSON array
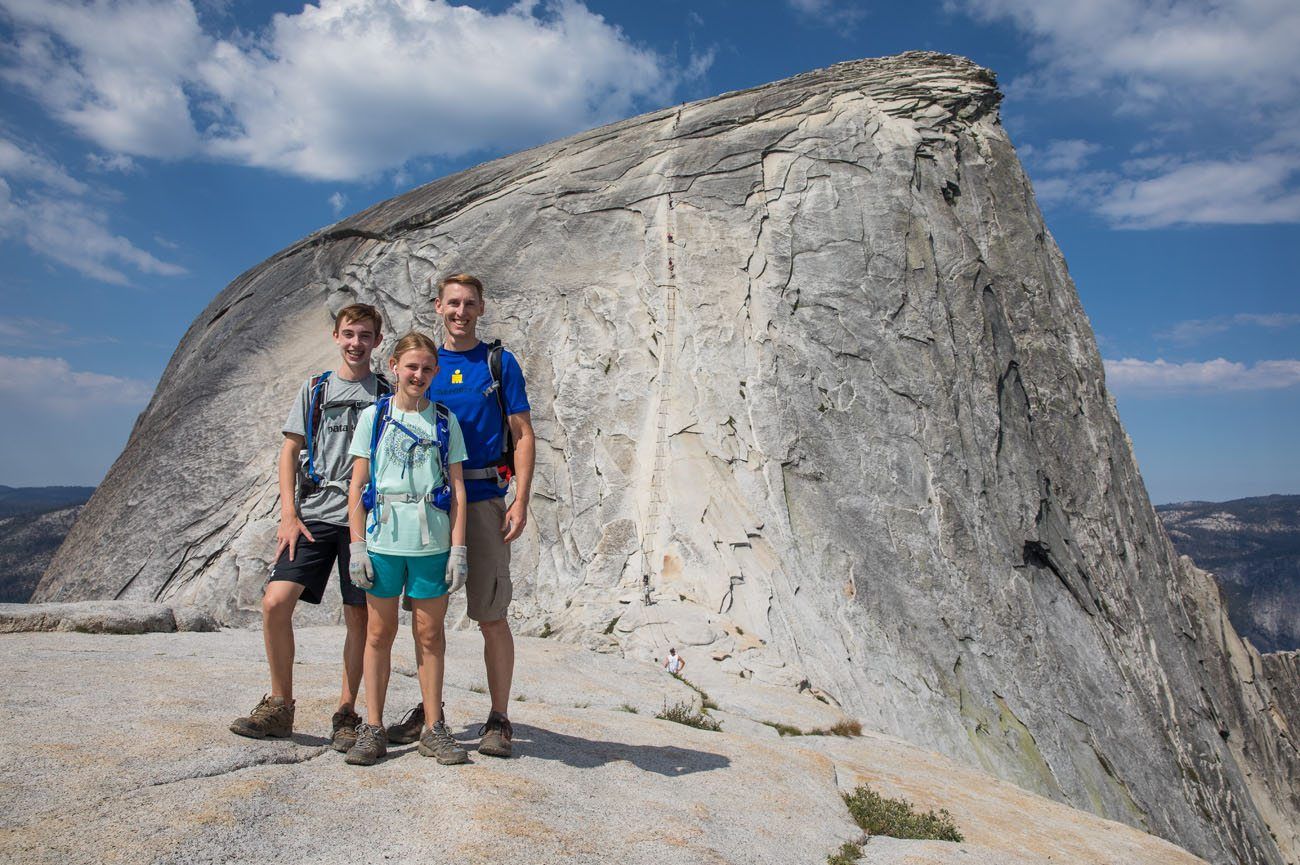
[{"x1": 0, "y1": 0, "x2": 1296, "y2": 504}]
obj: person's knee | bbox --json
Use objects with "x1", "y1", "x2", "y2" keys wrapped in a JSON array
[
  {"x1": 262, "y1": 588, "x2": 297, "y2": 622},
  {"x1": 479, "y1": 618, "x2": 511, "y2": 641},
  {"x1": 343, "y1": 604, "x2": 368, "y2": 631},
  {"x1": 366, "y1": 613, "x2": 398, "y2": 647},
  {"x1": 415, "y1": 621, "x2": 446, "y2": 654}
]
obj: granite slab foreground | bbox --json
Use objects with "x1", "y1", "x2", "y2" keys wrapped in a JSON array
[{"x1": 1, "y1": 625, "x2": 1203, "y2": 865}]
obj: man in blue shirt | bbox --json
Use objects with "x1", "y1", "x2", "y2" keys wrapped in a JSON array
[{"x1": 387, "y1": 273, "x2": 535, "y2": 758}]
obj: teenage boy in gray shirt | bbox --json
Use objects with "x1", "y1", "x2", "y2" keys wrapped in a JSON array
[{"x1": 230, "y1": 303, "x2": 388, "y2": 751}]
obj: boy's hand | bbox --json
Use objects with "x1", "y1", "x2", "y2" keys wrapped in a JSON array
[
  {"x1": 447, "y1": 546, "x2": 468, "y2": 594},
  {"x1": 275, "y1": 517, "x2": 316, "y2": 562},
  {"x1": 501, "y1": 500, "x2": 527, "y2": 543},
  {"x1": 348, "y1": 542, "x2": 374, "y2": 590}
]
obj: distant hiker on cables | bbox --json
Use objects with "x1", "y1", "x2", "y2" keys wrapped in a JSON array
[
  {"x1": 385, "y1": 273, "x2": 535, "y2": 759},
  {"x1": 663, "y1": 647, "x2": 685, "y2": 676},
  {"x1": 343, "y1": 332, "x2": 470, "y2": 766},
  {"x1": 230, "y1": 304, "x2": 387, "y2": 748}
]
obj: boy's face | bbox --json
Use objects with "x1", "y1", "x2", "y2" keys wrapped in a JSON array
[
  {"x1": 434, "y1": 283, "x2": 483, "y2": 341},
  {"x1": 333, "y1": 317, "x2": 379, "y2": 366}
]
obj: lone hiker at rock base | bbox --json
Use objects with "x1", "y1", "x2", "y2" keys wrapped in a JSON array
[
  {"x1": 230, "y1": 304, "x2": 388, "y2": 746},
  {"x1": 386, "y1": 274, "x2": 535, "y2": 758}
]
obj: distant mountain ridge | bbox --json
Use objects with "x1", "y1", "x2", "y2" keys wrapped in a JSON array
[
  {"x1": 0, "y1": 485, "x2": 96, "y2": 519},
  {"x1": 1157, "y1": 494, "x2": 1300, "y2": 653},
  {"x1": 0, "y1": 485, "x2": 95, "y2": 602}
]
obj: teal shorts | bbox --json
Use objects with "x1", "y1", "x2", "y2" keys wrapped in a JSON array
[{"x1": 368, "y1": 551, "x2": 450, "y2": 600}]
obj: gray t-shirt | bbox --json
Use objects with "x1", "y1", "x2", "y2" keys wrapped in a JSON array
[{"x1": 283, "y1": 371, "x2": 387, "y2": 526}]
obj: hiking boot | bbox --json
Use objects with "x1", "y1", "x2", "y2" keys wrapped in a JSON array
[
  {"x1": 230, "y1": 695, "x2": 294, "y2": 739},
  {"x1": 477, "y1": 711, "x2": 513, "y2": 758},
  {"x1": 386, "y1": 703, "x2": 425, "y2": 745},
  {"x1": 331, "y1": 707, "x2": 362, "y2": 752},
  {"x1": 345, "y1": 723, "x2": 388, "y2": 766},
  {"x1": 419, "y1": 720, "x2": 469, "y2": 765}
]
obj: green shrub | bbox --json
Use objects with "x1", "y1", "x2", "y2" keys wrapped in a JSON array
[
  {"x1": 656, "y1": 700, "x2": 721, "y2": 731},
  {"x1": 763, "y1": 721, "x2": 804, "y2": 737},
  {"x1": 617, "y1": 704, "x2": 638, "y2": 714},
  {"x1": 538, "y1": 622, "x2": 553, "y2": 638},
  {"x1": 842, "y1": 785, "x2": 963, "y2": 842},
  {"x1": 674, "y1": 675, "x2": 719, "y2": 710},
  {"x1": 810, "y1": 720, "x2": 862, "y2": 737},
  {"x1": 826, "y1": 841, "x2": 862, "y2": 865}
]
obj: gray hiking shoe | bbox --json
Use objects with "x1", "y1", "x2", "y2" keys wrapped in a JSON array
[
  {"x1": 331, "y1": 707, "x2": 362, "y2": 752},
  {"x1": 345, "y1": 723, "x2": 388, "y2": 765},
  {"x1": 418, "y1": 720, "x2": 469, "y2": 765},
  {"x1": 477, "y1": 711, "x2": 513, "y2": 758},
  {"x1": 230, "y1": 695, "x2": 294, "y2": 739},
  {"x1": 386, "y1": 703, "x2": 425, "y2": 745}
]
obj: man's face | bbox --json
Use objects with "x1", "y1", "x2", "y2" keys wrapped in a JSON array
[
  {"x1": 435, "y1": 283, "x2": 483, "y2": 340},
  {"x1": 333, "y1": 317, "x2": 379, "y2": 366}
]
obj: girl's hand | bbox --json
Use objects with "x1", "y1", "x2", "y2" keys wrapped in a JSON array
[
  {"x1": 447, "y1": 545, "x2": 468, "y2": 594},
  {"x1": 348, "y1": 541, "x2": 374, "y2": 590}
]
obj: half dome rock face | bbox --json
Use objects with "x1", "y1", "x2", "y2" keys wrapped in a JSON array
[{"x1": 39, "y1": 53, "x2": 1297, "y2": 864}]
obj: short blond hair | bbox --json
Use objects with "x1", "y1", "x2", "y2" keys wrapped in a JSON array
[
  {"x1": 437, "y1": 273, "x2": 484, "y2": 301},
  {"x1": 389, "y1": 331, "x2": 439, "y2": 363}
]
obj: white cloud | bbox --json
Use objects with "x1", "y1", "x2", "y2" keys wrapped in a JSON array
[
  {"x1": 1157, "y1": 312, "x2": 1300, "y2": 343},
  {"x1": 0, "y1": 182, "x2": 185, "y2": 284},
  {"x1": 0, "y1": 0, "x2": 206, "y2": 157},
  {"x1": 0, "y1": 135, "x2": 185, "y2": 284},
  {"x1": 786, "y1": 0, "x2": 865, "y2": 27},
  {"x1": 1, "y1": 0, "x2": 702, "y2": 182},
  {"x1": 86, "y1": 153, "x2": 139, "y2": 173},
  {"x1": 960, "y1": 0, "x2": 1300, "y2": 228},
  {"x1": 1022, "y1": 139, "x2": 1100, "y2": 173},
  {"x1": 1104, "y1": 357, "x2": 1300, "y2": 394},
  {"x1": 1097, "y1": 155, "x2": 1300, "y2": 228},
  {"x1": 328, "y1": 191, "x2": 347, "y2": 216},
  {"x1": 0, "y1": 354, "x2": 155, "y2": 414},
  {"x1": 0, "y1": 137, "x2": 87, "y2": 194},
  {"x1": 959, "y1": 0, "x2": 1300, "y2": 111}
]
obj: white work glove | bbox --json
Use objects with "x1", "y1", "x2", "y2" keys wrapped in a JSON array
[
  {"x1": 447, "y1": 545, "x2": 468, "y2": 594},
  {"x1": 348, "y1": 541, "x2": 374, "y2": 591}
]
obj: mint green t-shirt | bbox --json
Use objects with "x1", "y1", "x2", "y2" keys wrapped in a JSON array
[{"x1": 349, "y1": 401, "x2": 467, "y2": 555}]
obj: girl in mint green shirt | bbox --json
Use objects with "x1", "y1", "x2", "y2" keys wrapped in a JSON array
[{"x1": 344, "y1": 332, "x2": 468, "y2": 766}]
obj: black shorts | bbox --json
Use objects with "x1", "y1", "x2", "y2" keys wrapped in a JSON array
[{"x1": 267, "y1": 521, "x2": 366, "y2": 606}]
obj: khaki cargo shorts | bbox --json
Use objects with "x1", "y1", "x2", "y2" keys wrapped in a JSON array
[{"x1": 466, "y1": 497, "x2": 512, "y2": 622}]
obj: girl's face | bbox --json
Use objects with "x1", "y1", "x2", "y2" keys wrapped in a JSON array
[{"x1": 390, "y1": 349, "x2": 438, "y2": 396}]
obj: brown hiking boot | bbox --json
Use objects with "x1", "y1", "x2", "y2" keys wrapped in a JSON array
[
  {"x1": 385, "y1": 703, "x2": 425, "y2": 745},
  {"x1": 419, "y1": 720, "x2": 469, "y2": 765},
  {"x1": 230, "y1": 695, "x2": 294, "y2": 739},
  {"x1": 331, "y1": 707, "x2": 362, "y2": 752},
  {"x1": 477, "y1": 711, "x2": 513, "y2": 758},
  {"x1": 345, "y1": 723, "x2": 387, "y2": 765}
]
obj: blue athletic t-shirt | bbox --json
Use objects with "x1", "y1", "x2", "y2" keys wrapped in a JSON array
[{"x1": 427, "y1": 342, "x2": 530, "y2": 503}]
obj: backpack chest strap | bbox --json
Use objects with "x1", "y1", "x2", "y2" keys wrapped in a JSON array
[{"x1": 374, "y1": 492, "x2": 436, "y2": 546}]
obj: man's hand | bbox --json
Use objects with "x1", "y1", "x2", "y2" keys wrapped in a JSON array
[
  {"x1": 501, "y1": 499, "x2": 527, "y2": 543},
  {"x1": 447, "y1": 545, "x2": 468, "y2": 593},
  {"x1": 348, "y1": 541, "x2": 374, "y2": 591},
  {"x1": 275, "y1": 516, "x2": 316, "y2": 562}
]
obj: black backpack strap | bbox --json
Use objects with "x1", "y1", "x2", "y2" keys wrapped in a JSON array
[{"x1": 486, "y1": 340, "x2": 515, "y2": 476}]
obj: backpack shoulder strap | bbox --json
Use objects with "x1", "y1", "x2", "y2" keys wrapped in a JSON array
[
  {"x1": 305, "y1": 371, "x2": 332, "y2": 483},
  {"x1": 485, "y1": 342, "x2": 514, "y2": 474}
]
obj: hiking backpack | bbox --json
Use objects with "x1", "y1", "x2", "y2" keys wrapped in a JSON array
[
  {"x1": 484, "y1": 340, "x2": 516, "y2": 485},
  {"x1": 302, "y1": 370, "x2": 392, "y2": 493},
  {"x1": 361, "y1": 394, "x2": 453, "y2": 535}
]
